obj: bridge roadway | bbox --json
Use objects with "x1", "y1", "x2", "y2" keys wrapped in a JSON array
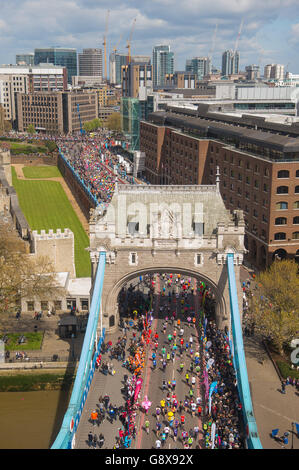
[{"x1": 74, "y1": 274, "x2": 204, "y2": 449}]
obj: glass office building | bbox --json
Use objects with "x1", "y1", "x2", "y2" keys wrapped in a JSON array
[{"x1": 34, "y1": 48, "x2": 77, "y2": 84}]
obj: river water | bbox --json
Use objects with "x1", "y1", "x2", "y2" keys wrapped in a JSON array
[{"x1": 0, "y1": 390, "x2": 70, "y2": 449}]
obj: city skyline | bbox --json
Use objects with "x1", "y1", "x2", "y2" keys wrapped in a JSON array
[{"x1": 0, "y1": 0, "x2": 298, "y2": 73}]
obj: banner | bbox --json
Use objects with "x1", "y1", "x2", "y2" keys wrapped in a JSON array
[
  {"x1": 134, "y1": 377, "x2": 143, "y2": 401},
  {"x1": 208, "y1": 381, "x2": 218, "y2": 415},
  {"x1": 211, "y1": 422, "x2": 216, "y2": 449}
]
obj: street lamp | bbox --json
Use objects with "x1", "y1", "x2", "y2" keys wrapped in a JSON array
[{"x1": 292, "y1": 422, "x2": 294, "y2": 449}]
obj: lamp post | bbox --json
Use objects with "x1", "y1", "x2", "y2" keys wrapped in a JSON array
[
  {"x1": 71, "y1": 333, "x2": 75, "y2": 361},
  {"x1": 292, "y1": 422, "x2": 294, "y2": 449}
]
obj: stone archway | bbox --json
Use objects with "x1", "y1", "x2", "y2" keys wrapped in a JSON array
[{"x1": 102, "y1": 265, "x2": 228, "y2": 331}]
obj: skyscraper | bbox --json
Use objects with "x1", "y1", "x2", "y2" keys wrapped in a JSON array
[
  {"x1": 34, "y1": 47, "x2": 77, "y2": 84},
  {"x1": 78, "y1": 49, "x2": 102, "y2": 78},
  {"x1": 109, "y1": 52, "x2": 128, "y2": 85},
  {"x1": 185, "y1": 57, "x2": 211, "y2": 80},
  {"x1": 152, "y1": 45, "x2": 174, "y2": 87},
  {"x1": 222, "y1": 50, "x2": 240, "y2": 76}
]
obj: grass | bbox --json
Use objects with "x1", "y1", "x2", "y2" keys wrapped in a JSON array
[
  {"x1": 22, "y1": 166, "x2": 62, "y2": 179},
  {"x1": 9, "y1": 142, "x2": 48, "y2": 154},
  {"x1": 4, "y1": 332, "x2": 44, "y2": 351},
  {"x1": 11, "y1": 166, "x2": 91, "y2": 278},
  {"x1": 276, "y1": 361, "x2": 299, "y2": 379}
]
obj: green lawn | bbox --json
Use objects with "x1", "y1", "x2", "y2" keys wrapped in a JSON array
[
  {"x1": 5, "y1": 332, "x2": 44, "y2": 351},
  {"x1": 22, "y1": 166, "x2": 62, "y2": 179},
  {"x1": 9, "y1": 142, "x2": 48, "y2": 154},
  {"x1": 12, "y1": 166, "x2": 90, "y2": 277}
]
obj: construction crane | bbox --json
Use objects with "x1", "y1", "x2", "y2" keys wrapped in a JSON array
[
  {"x1": 233, "y1": 18, "x2": 244, "y2": 57},
  {"x1": 103, "y1": 9, "x2": 110, "y2": 82},
  {"x1": 77, "y1": 103, "x2": 85, "y2": 136},
  {"x1": 126, "y1": 18, "x2": 136, "y2": 65},
  {"x1": 112, "y1": 34, "x2": 123, "y2": 54},
  {"x1": 208, "y1": 22, "x2": 218, "y2": 71}
]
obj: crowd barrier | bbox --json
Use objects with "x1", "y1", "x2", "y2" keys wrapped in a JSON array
[{"x1": 58, "y1": 148, "x2": 99, "y2": 208}]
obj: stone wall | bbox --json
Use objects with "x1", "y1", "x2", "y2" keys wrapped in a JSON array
[
  {"x1": 10, "y1": 153, "x2": 58, "y2": 166},
  {"x1": 57, "y1": 152, "x2": 96, "y2": 220}
]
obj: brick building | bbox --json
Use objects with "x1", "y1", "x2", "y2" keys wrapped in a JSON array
[{"x1": 140, "y1": 105, "x2": 299, "y2": 267}]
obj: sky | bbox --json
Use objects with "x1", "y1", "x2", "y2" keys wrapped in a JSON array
[{"x1": 0, "y1": 0, "x2": 299, "y2": 73}]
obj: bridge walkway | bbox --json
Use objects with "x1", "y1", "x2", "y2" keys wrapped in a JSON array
[{"x1": 74, "y1": 327, "x2": 127, "y2": 449}]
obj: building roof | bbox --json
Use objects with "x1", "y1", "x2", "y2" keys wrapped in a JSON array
[{"x1": 101, "y1": 184, "x2": 232, "y2": 237}]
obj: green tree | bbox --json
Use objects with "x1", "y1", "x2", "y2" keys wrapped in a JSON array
[
  {"x1": 106, "y1": 112, "x2": 121, "y2": 132},
  {"x1": 250, "y1": 260, "x2": 299, "y2": 355},
  {"x1": 27, "y1": 124, "x2": 36, "y2": 134},
  {"x1": 83, "y1": 118, "x2": 103, "y2": 133},
  {"x1": 44, "y1": 140, "x2": 57, "y2": 153}
]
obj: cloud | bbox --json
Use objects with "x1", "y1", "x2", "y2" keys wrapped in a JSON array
[{"x1": 0, "y1": 0, "x2": 297, "y2": 70}]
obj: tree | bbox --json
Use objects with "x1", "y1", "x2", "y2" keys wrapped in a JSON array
[
  {"x1": 0, "y1": 224, "x2": 65, "y2": 316},
  {"x1": 250, "y1": 260, "x2": 299, "y2": 355},
  {"x1": 106, "y1": 112, "x2": 121, "y2": 132},
  {"x1": 83, "y1": 118, "x2": 103, "y2": 133},
  {"x1": 44, "y1": 140, "x2": 57, "y2": 154},
  {"x1": 27, "y1": 124, "x2": 36, "y2": 135}
]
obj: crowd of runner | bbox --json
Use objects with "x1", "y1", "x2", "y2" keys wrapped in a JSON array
[{"x1": 84, "y1": 272, "x2": 245, "y2": 449}]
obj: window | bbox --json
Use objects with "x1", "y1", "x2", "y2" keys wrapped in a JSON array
[
  {"x1": 80, "y1": 299, "x2": 89, "y2": 310},
  {"x1": 253, "y1": 209, "x2": 258, "y2": 218},
  {"x1": 277, "y1": 170, "x2": 289, "y2": 178},
  {"x1": 254, "y1": 180, "x2": 259, "y2": 189},
  {"x1": 292, "y1": 232, "x2": 299, "y2": 240},
  {"x1": 274, "y1": 232, "x2": 286, "y2": 240},
  {"x1": 293, "y1": 216, "x2": 299, "y2": 224},
  {"x1": 276, "y1": 201, "x2": 288, "y2": 210},
  {"x1": 195, "y1": 253, "x2": 202, "y2": 265},
  {"x1": 275, "y1": 217, "x2": 287, "y2": 225},
  {"x1": 27, "y1": 301, "x2": 34, "y2": 311},
  {"x1": 246, "y1": 176, "x2": 250, "y2": 184},
  {"x1": 41, "y1": 301, "x2": 48, "y2": 311},
  {"x1": 296, "y1": 170, "x2": 299, "y2": 178},
  {"x1": 130, "y1": 252, "x2": 137, "y2": 265},
  {"x1": 294, "y1": 201, "x2": 299, "y2": 209},
  {"x1": 295, "y1": 186, "x2": 299, "y2": 194},
  {"x1": 54, "y1": 300, "x2": 62, "y2": 310},
  {"x1": 276, "y1": 186, "x2": 288, "y2": 194},
  {"x1": 263, "y1": 183, "x2": 268, "y2": 192}
]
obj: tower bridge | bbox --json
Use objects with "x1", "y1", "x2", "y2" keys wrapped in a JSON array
[
  {"x1": 52, "y1": 184, "x2": 262, "y2": 449},
  {"x1": 89, "y1": 184, "x2": 245, "y2": 331}
]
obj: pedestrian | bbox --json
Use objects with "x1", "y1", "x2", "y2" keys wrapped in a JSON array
[
  {"x1": 88, "y1": 431, "x2": 93, "y2": 447},
  {"x1": 281, "y1": 381, "x2": 286, "y2": 394},
  {"x1": 145, "y1": 419, "x2": 150, "y2": 434},
  {"x1": 98, "y1": 433, "x2": 104, "y2": 448},
  {"x1": 92, "y1": 434, "x2": 98, "y2": 449},
  {"x1": 156, "y1": 439, "x2": 161, "y2": 449},
  {"x1": 90, "y1": 410, "x2": 98, "y2": 426}
]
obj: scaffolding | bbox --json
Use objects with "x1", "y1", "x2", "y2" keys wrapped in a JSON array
[{"x1": 121, "y1": 97, "x2": 141, "y2": 152}]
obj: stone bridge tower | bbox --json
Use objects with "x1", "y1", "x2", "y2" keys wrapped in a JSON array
[{"x1": 89, "y1": 184, "x2": 245, "y2": 331}]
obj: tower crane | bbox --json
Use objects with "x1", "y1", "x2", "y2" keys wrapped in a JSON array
[
  {"x1": 126, "y1": 18, "x2": 136, "y2": 65},
  {"x1": 233, "y1": 18, "x2": 244, "y2": 57},
  {"x1": 112, "y1": 34, "x2": 123, "y2": 54},
  {"x1": 103, "y1": 9, "x2": 110, "y2": 82},
  {"x1": 208, "y1": 22, "x2": 218, "y2": 72}
]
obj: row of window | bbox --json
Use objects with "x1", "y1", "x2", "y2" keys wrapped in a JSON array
[
  {"x1": 274, "y1": 232, "x2": 299, "y2": 240},
  {"x1": 275, "y1": 217, "x2": 299, "y2": 225},
  {"x1": 277, "y1": 170, "x2": 299, "y2": 178},
  {"x1": 276, "y1": 201, "x2": 299, "y2": 209},
  {"x1": 276, "y1": 186, "x2": 299, "y2": 194}
]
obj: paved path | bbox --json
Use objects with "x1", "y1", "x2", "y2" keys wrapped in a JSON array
[{"x1": 74, "y1": 275, "x2": 206, "y2": 450}]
